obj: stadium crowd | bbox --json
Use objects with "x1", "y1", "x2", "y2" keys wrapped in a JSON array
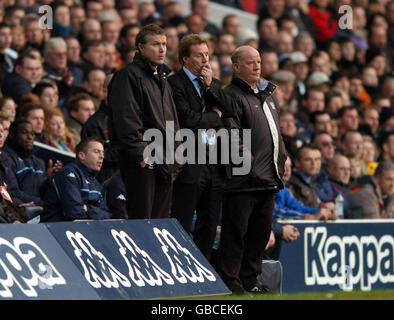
[{"x1": 0, "y1": 0, "x2": 393, "y2": 293}]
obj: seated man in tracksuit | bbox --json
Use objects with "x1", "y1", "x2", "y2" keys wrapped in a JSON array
[
  {"x1": 2, "y1": 120, "x2": 62, "y2": 206},
  {"x1": 41, "y1": 137, "x2": 112, "y2": 222}
]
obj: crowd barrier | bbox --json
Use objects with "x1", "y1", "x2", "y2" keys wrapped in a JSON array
[
  {"x1": 279, "y1": 219, "x2": 394, "y2": 293},
  {"x1": 0, "y1": 219, "x2": 230, "y2": 300}
]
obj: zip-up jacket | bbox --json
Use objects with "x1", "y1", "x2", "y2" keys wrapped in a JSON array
[
  {"x1": 209, "y1": 76, "x2": 286, "y2": 192},
  {"x1": 2, "y1": 143, "x2": 47, "y2": 205},
  {"x1": 107, "y1": 52, "x2": 180, "y2": 178},
  {"x1": 41, "y1": 160, "x2": 112, "y2": 222}
]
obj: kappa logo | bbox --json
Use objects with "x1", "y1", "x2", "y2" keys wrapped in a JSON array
[
  {"x1": 304, "y1": 227, "x2": 394, "y2": 290},
  {"x1": 269, "y1": 101, "x2": 276, "y2": 110},
  {"x1": 0, "y1": 237, "x2": 66, "y2": 298},
  {"x1": 65, "y1": 228, "x2": 216, "y2": 289},
  {"x1": 117, "y1": 194, "x2": 126, "y2": 201},
  {"x1": 67, "y1": 172, "x2": 76, "y2": 178}
]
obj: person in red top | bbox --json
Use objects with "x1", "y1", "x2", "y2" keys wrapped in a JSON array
[{"x1": 308, "y1": 0, "x2": 338, "y2": 44}]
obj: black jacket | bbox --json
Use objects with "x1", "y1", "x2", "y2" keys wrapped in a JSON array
[
  {"x1": 1, "y1": 72, "x2": 32, "y2": 105},
  {"x1": 81, "y1": 100, "x2": 118, "y2": 182},
  {"x1": 108, "y1": 52, "x2": 180, "y2": 180},
  {"x1": 209, "y1": 76, "x2": 286, "y2": 192},
  {"x1": 168, "y1": 68, "x2": 235, "y2": 184}
]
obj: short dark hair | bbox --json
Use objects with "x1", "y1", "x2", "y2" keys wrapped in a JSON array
[
  {"x1": 75, "y1": 136, "x2": 104, "y2": 158},
  {"x1": 120, "y1": 23, "x2": 140, "y2": 40},
  {"x1": 310, "y1": 111, "x2": 330, "y2": 124},
  {"x1": 375, "y1": 160, "x2": 394, "y2": 176},
  {"x1": 31, "y1": 81, "x2": 57, "y2": 97},
  {"x1": 9, "y1": 119, "x2": 32, "y2": 136},
  {"x1": 295, "y1": 143, "x2": 320, "y2": 160},
  {"x1": 67, "y1": 93, "x2": 93, "y2": 113},
  {"x1": 178, "y1": 34, "x2": 208, "y2": 65},
  {"x1": 17, "y1": 103, "x2": 44, "y2": 120},
  {"x1": 337, "y1": 105, "x2": 358, "y2": 118},
  {"x1": 81, "y1": 39, "x2": 104, "y2": 56},
  {"x1": 135, "y1": 24, "x2": 165, "y2": 52}
]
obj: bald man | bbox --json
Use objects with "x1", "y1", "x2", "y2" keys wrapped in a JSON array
[
  {"x1": 327, "y1": 154, "x2": 364, "y2": 219},
  {"x1": 209, "y1": 46, "x2": 286, "y2": 294}
]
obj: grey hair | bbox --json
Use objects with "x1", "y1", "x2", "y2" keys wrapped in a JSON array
[
  {"x1": 375, "y1": 160, "x2": 394, "y2": 176},
  {"x1": 231, "y1": 46, "x2": 247, "y2": 65},
  {"x1": 44, "y1": 37, "x2": 67, "y2": 57},
  {"x1": 22, "y1": 13, "x2": 40, "y2": 28}
]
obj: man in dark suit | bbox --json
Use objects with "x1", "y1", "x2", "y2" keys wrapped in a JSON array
[{"x1": 168, "y1": 34, "x2": 235, "y2": 260}]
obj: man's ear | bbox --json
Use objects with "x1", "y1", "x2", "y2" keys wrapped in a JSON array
[
  {"x1": 78, "y1": 151, "x2": 85, "y2": 161},
  {"x1": 14, "y1": 65, "x2": 22, "y2": 75},
  {"x1": 137, "y1": 43, "x2": 144, "y2": 53}
]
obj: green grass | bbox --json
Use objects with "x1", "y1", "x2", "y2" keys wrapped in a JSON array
[{"x1": 185, "y1": 289, "x2": 394, "y2": 300}]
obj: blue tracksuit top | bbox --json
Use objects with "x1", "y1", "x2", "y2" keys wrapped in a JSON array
[
  {"x1": 41, "y1": 160, "x2": 112, "y2": 222},
  {"x1": 274, "y1": 186, "x2": 319, "y2": 219},
  {"x1": 2, "y1": 145, "x2": 47, "y2": 205}
]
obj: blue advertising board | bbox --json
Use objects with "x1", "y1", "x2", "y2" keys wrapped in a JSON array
[
  {"x1": 0, "y1": 224, "x2": 99, "y2": 300},
  {"x1": 279, "y1": 220, "x2": 394, "y2": 293},
  {"x1": 46, "y1": 219, "x2": 230, "y2": 299}
]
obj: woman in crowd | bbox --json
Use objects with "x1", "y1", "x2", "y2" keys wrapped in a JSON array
[{"x1": 43, "y1": 107, "x2": 74, "y2": 153}]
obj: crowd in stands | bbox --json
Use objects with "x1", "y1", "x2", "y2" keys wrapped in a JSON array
[{"x1": 0, "y1": 0, "x2": 393, "y2": 262}]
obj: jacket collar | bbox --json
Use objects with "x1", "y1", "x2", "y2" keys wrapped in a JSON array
[
  {"x1": 76, "y1": 159, "x2": 99, "y2": 176},
  {"x1": 132, "y1": 52, "x2": 171, "y2": 79},
  {"x1": 231, "y1": 76, "x2": 276, "y2": 96}
]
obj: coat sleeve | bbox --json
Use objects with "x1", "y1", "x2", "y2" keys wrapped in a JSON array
[
  {"x1": 168, "y1": 76, "x2": 223, "y2": 130},
  {"x1": 3, "y1": 156, "x2": 42, "y2": 205},
  {"x1": 205, "y1": 80, "x2": 239, "y2": 119},
  {"x1": 108, "y1": 68, "x2": 147, "y2": 163}
]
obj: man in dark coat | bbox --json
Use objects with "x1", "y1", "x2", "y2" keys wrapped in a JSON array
[
  {"x1": 108, "y1": 24, "x2": 180, "y2": 220},
  {"x1": 213, "y1": 46, "x2": 287, "y2": 294},
  {"x1": 168, "y1": 34, "x2": 235, "y2": 260}
]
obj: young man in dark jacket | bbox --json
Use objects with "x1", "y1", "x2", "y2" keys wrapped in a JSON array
[
  {"x1": 211, "y1": 46, "x2": 287, "y2": 294},
  {"x1": 41, "y1": 137, "x2": 112, "y2": 222},
  {"x1": 2, "y1": 120, "x2": 62, "y2": 206},
  {"x1": 107, "y1": 24, "x2": 180, "y2": 220}
]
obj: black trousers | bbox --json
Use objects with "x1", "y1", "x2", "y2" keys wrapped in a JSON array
[
  {"x1": 217, "y1": 190, "x2": 275, "y2": 291},
  {"x1": 171, "y1": 164, "x2": 225, "y2": 260},
  {"x1": 119, "y1": 159, "x2": 173, "y2": 219}
]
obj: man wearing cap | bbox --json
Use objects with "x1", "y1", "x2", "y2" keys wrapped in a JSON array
[
  {"x1": 289, "y1": 51, "x2": 309, "y2": 97},
  {"x1": 306, "y1": 71, "x2": 331, "y2": 93},
  {"x1": 270, "y1": 69, "x2": 297, "y2": 114}
]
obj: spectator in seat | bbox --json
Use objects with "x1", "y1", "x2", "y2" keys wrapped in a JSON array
[
  {"x1": 0, "y1": 97, "x2": 16, "y2": 122},
  {"x1": 352, "y1": 161, "x2": 394, "y2": 219},
  {"x1": 41, "y1": 136, "x2": 112, "y2": 222},
  {"x1": 22, "y1": 13, "x2": 45, "y2": 53},
  {"x1": 337, "y1": 106, "x2": 359, "y2": 135},
  {"x1": 326, "y1": 154, "x2": 364, "y2": 218},
  {"x1": 260, "y1": 47, "x2": 279, "y2": 79},
  {"x1": 287, "y1": 144, "x2": 337, "y2": 218},
  {"x1": 1, "y1": 53, "x2": 43, "y2": 105},
  {"x1": 66, "y1": 93, "x2": 96, "y2": 146},
  {"x1": 17, "y1": 103, "x2": 46, "y2": 143},
  {"x1": 31, "y1": 81, "x2": 59, "y2": 112},
  {"x1": 43, "y1": 107, "x2": 75, "y2": 153},
  {"x1": 312, "y1": 131, "x2": 335, "y2": 173},
  {"x1": 2, "y1": 120, "x2": 62, "y2": 206},
  {"x1": 378, "y1": 130, "x2": 394, "y2": 163},
  {"x1": 80, "y1": 40, "x2": 106, "y2": 74}
]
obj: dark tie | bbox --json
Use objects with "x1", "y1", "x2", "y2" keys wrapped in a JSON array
[{"x1": 196, "y1": 77, "x2": 206, "y2": 97}]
